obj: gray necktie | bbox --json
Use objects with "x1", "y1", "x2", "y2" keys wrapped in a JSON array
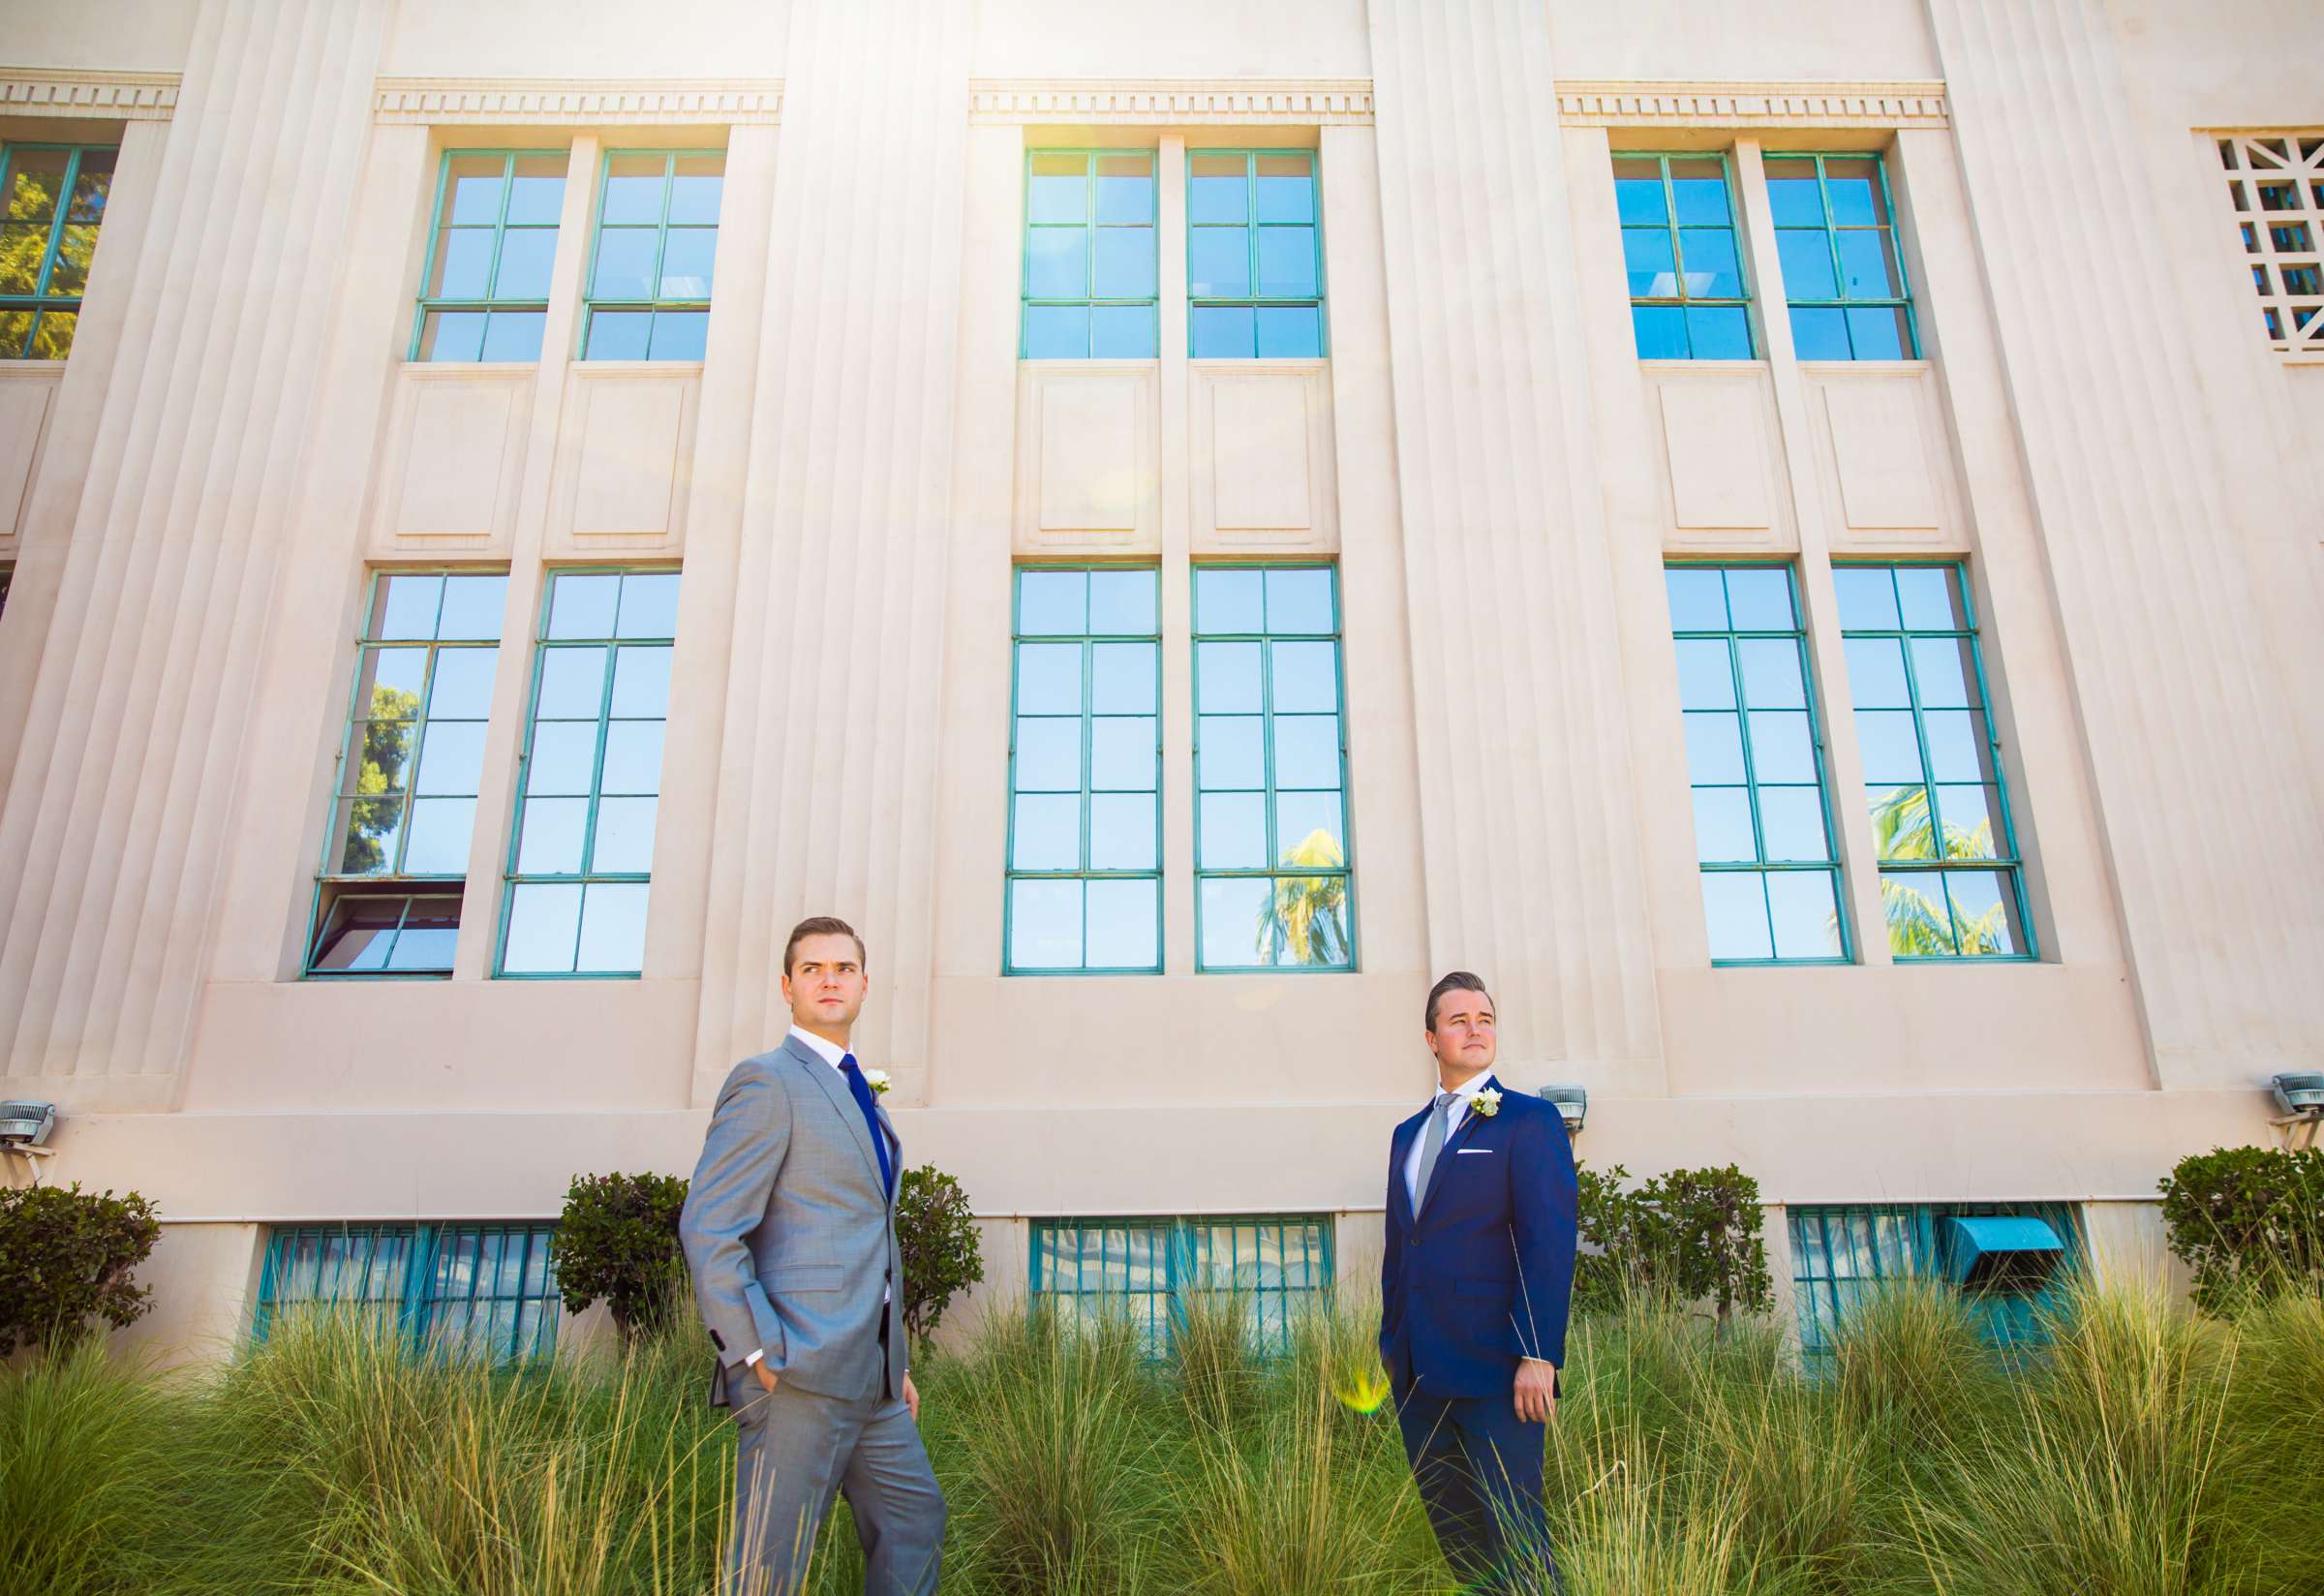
[{"x1": 1412, "y1": 1092, "x2": 1457, "y2": 1212}]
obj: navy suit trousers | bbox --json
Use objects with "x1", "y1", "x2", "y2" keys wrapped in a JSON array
[{"x1": 1395, "y1": 1382, "x2": 1561, "y2": 1596}]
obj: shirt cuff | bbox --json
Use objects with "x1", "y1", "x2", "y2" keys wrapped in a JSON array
[{"x1": 744, "y1": 1348, "x2": 763, "y2": 1368}]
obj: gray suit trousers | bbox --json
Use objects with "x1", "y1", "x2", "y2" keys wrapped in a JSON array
[{"x1": 724, "y1": 1364, "x2": 946, "y2": 1596}]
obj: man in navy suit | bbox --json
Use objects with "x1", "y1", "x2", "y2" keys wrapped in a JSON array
[{"x1": 1381, "y1": 971, "x2": 1579, "y2": 1594}]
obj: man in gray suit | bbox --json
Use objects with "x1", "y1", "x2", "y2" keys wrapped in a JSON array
[{"x1": 681, "y1": 915, "x2": 945, "y2": 1595}]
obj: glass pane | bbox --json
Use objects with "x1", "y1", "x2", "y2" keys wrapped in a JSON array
[
  {"x1": 1896, "y1": 567, "x2": 1967, "y2": 630},
  {"x1": 1623, "y1": 227, "x2": 1677, "y2": 297},
  {"x1": 1683, "y1": 712, "x2": 1746, "y2": 783},
  {"x1": 1188, "y1": 227, "x2": 1250, "y2": 297},
  {"x1": 1631, "y1": 303, "x2": 1687, "y2": 358},
  {"x1": 517, "y1": 797, "x2": 588, "y2": 873},
  {"x1": 1868, "y1": 785, "x2": 1934, "y2": 859},
  {"x1": 1845, "y1": 305, "x2": 1909, "y2": 359},
  {"x1": 646, "y1": 310, "x2": 709, "y2": 360},
  {"x1": 1091, "y1": 642, "x2": 1155, "y2": 714},
  {"x1": 1089, "y1": 792, "x2": 1156, "y2": 870},
  {"x1": 549, "y1": 573, "x2": 622, "y2": 638},
  {"x1": 1942, "y1": 871, "x2": 2022, "y2": 956},
  {"x1": 376, "y1": 576, "x2": 443, "y2": 640},
  {"x1": 430, "y1": 228, "x2": 495, "y2": 299},
  {"x1": 585, "y1": 309, "x2": 651, "y2": 359},
  {"x1": 1025, "y1": 227, "x2": 1087, "y2": 298},
  {"x1": 599, "y1": 721, "x2": 665, "y2": 795},
  {"x1": 1197, "y1": 568, "x2": 1265, "y2": 633},
  {"x1": 386, "y1": 915, "x2": 459, "y2": 973},
  {"x1": 1257, "y1": 227, "x2": 1317, "y2": 296},
  {"x1": 1089, "y1": 304, "x2": 1157, "y2": 357},
  {"x1": 526, "y1": 721, "x2": 599, "y2": 796},
  {"x1": 1612, "y1": 161, "x2": 1667, "y2": 224},
  {"x1": 1669, "y1": 162, "x2": 1730, "y2": 224},
  {"x1": 1665, "y1": 567, "x2": 1728, "y2": 630},
  {"x1": 1199, "y1": 716, "x2": 1264, "y2": 790},
  {"x1": 576, "y1": 881, "x2": 649, "y2": 972},
  {"x1": 1823, "y1": 160, "x2": 1881, "y2": 226},
  {"x1": 667, "y1": 156, "x2": 723, "y2": 224},
  {"x1": 426, "y1": 648, "x2": 499, "y2": 719},
  {"x1": 1017, "y1": 569, "x2": 1087, "y2": 634},
  {"x1": 1011, "y1": 793, "x2": 1080, "y2": 870},
  {"x1": 1764, "y1": 164, "x2": 1823, "y2": 226},
  {"x1": 1837, "y1": 229, "x2": 1901, "y2": 297},
  {"x1": 601, "y1": 155, "x2": 666, "y2": 225},
  {"x1": 503, "y1": 881, "x2": 583, "y2": 972},
  {"x1": 1023, "y1": 304, "x2": 1088, "y2": 358},
  {"x1": 437, "y1": 575, "x2": 506, "y2": 641},
  {"x1": 0, "y1": 309, "x2": 30, "y2": 357},
  {"x1": 1934, "y1": 784, "x2": 2003, "y2": 859},
  {"x1": 1685, "y1": 306, "x2": 1752, "y2": 359},
  {"x1": 1759, "y1": 787, "x2": 1831, "y2": 862},
  {"x1": 1724, "y1": 568, "x2": 1794, "y2": 630},
  {"x1": 1265, "y1": 568, "x2": 1333, "y2": 633},
  {"x1": 1678, "y1": 229, "x2": 1741, "y2": 296},
  {"x1": 335, "y1": 797, "x2": 404, "y2": 875},
  {"x1": 1775, "y1": 230, "x2": 1837, "y2": 298},
  {"x1": 1014, "y1": 717, "x2": 1080, "y2": 791},
  {"x1": 1191, "y1": 304, "x2": 1255, "y2": 357},
  {"x1": 1200, "y1": 791, "x2": 1267, "y2": 869},
  {"x1": 1088, "y1": 569, "x2": 1156, "y2": 634},
  {"x1": 1090, "y1": 716, "x2": 1156, "y2": 791},
  {"x1": 1736, "y1": 638, "x2": 1806, "y2": 709},
  {"x1": 1091, "y1": 226, "x2": 1154, "y2": 298},
  {"x1": 1015, "y1": 642, "x2": 1082, "y2": 714},
  {"x1": 47, "y1": 225, "x2": 97, "y2": 297},
  {"x1": 1276, "y1": 876, "x2": 1352, "y2": 967},
  {"x1": 1767, "y1": 871, "x2": 1843, "y2": 959},
  {"x1": 1842, "y1": 637, "x2": 1910, "y2": 708},
  {"x1": 1197, "y1": 640, "x2": 1262, "y2": 714},
  {"x1": 1271, "y1": 640, "x2": 1338, "y2": 714},
  {"x1": 1910, "y1": 637, "x2": 1978, "y2": 709},
  {"x1": 1702, "y1": 871, "x2": 1774, "y2": 961},
  {"x1": 1200, "y1": 875, "x2": 1275, "y2": 967},
  {"x1": 1094, "y1": 155, "x2": 1153, "y2": 223},
  {"x1": 1832, "y1": 566, "x2": 1900, "y2": 629},
  {"x1": 1881, "y1": 871, "x2": 1953, "y2": 955},
  {"x1": 1853, "y1": 710, "x2": 1923, "y2": 784},
  {"x1": 1691, "y1": 788, "x2": 1756, "y2": 863},
  {"x1": 658, "y1": 228, "x2": 718, "y2": 298},
  {"x1": 615, "y1": 573, "x2": 681, "y2": 638},
  {"x1": 1272, "y1": 715, "x2": 1341, "y2": 788},
  {"x1": 418, "y1": 310, "x2": 485, "y2": 361},
  {"x1": 1086, "y1": 877, "x2": 1158, "y2": 969},
  {"x1": 492, "y1": 228, "x2": 557, "y2": 298},
  {"x1": 1256, "y1": 305, "x2": 1322, "y2": 357},
  {"x1": 1673, "y1": 638, "x2": 1735, "y2": 709},
  {"x1": 1008, "y1": 877, "x2": 1083, "y2": 968},
  {"x1": 414, "y1": 721, "x2": 487, "y2": 794},
  {"x1": 312, "y1": 898, "x2": 401, "y2": 971},
  {"x1": 505, "y1": 158, "x2": 566, "y2": 225},
  {"x1": 1190, "y1": 156, "x2": 1247, "y2": 224},
  {"x1": 1789, "y1": 306, "x2": 1850, "y2": 359},
  {"x1": 1922, "y1": 710, "x2": 1990, "y2": 783},
  {"x1": 23, "y1": 308, "x2": 68, "y2": 359},
  {"x1": 444, "y1": 156, "x2": 505, "y2": 225},
  {"x1": 591, "y1": 227, "x2": 658, "y2": 299},
  {"x1": 480, "y1": 311, "x2": 544, "y2": 361},
  {"x1": 1276, "y1": 790, "x2": 1345, "y2": 863},
  {"x1": 1747, "y1": 710, "x2": 1816, "y2": 783},
  {"x1": 1255, "y1": 155, "x2": 1314, "y2": 223},
  {"x1": 1027, "y1": 154, "x2": 1087, "y2": 225},
  {"x1": 535, "y1": 647, "x2": 608, "y2": 718}
]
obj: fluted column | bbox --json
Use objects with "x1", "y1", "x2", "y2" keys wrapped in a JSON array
[
  {"x1": 0, "y1": 0, "x2": 392, "y2": 1104},
  {"x1": 1363, "y1": 0, "x2": 1663, "y2": 1074},
  {"x1": 691, "y1": 0, "x2": 973, "y2": 1098},
  {"x1": 1926, "y1": 0, "x2": 2324, "y2": 1084}
]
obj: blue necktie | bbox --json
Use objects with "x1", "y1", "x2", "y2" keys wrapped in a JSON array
[{"x1": 840, "y1": 1054, "x2": 894, "y2": 1199}]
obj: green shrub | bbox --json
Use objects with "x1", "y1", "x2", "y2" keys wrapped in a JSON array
[
  {"x1": 2157, "y1": 1144, "x2": 2324, "y2": 1312},
  {"x1": 897, "y1": 1163, "x2": 985, "y2": 1340},
  {"x1": 1573, "y1": 1161, "x2": 1774, "y2": 1325},
  {"x1": 551, "y1": 1171, "x2": 689, "y2": 1343},
  {"x1": 0, "y1": 1182, "x2": 161, "y2": 1356}
]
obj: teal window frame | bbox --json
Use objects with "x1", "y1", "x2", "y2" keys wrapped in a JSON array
[
  {"x1": 409, "y1": 148, "x2": 568, "y2": 362},
  {"x1": 253, "y1": 1221, "x2": 562, "y2": 1363},
  {"x1": 1666, "y1": 563, "x2": 1850, "y2": 966},
  {"x1": 1789, "y1": 1202, "x2": 2081, "y2": 1363},
  {"x1": 1029, "y1": 1213, "x2": 1334, "y2": 1356},
  {"x1": 1192, "y1": 564, "x2": 1357, "y2": 972},
  {"x1": 1020, "y1": 148, "x2": 1158, "y2": 359},
  {"x1": 1763, "y1": 151, "x2": 1919, "y2": 360},
  {"x1": 1186, "y1": 148, "x2": 1327, "y2": 358},
  {"x1": 497, "y1": 568, "x2": 681, "y2": 979},
  {"x1": 581, "y1": 148, "x2": 724, "y2": 361},
  {"x1": 307, "y1": 569, "x2": 509, "y2": 979},
  {"x1": 1004, "y1": 566, "x2": 1163, "y2": 975},
  {"x1": 0, "y1": 141, "x2": 117, "y2": 360},
  {"x1": 1835, "y1": 562, "x2": 2034, "y2": 961},
  {"x1": 1613, "y1": 151, "x2": 1756, "y2": 360}
]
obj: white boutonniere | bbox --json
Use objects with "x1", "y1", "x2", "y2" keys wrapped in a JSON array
[
  {"x1": 1472, "y1": 1088, "x2": 1502, "y2": 1118},
  {"x1": 862, "y1": 1068, "x2": 891, "y2": 1095}
]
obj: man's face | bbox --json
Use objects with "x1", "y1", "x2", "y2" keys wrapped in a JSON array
[
  {"x1": 1425, "y1": 990, "x2": 1497, "y2": 1077},
  {"x1": 782, "y1": 934, "x2": 867, "y2": 1034}
]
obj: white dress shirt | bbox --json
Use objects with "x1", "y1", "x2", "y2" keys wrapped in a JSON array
[
  {"x1": 747, "y1": 1025, "x2": 888, "y2": 1368},
  {"x1": 1402, "y1": 1067, "x2": 1498, "y2": 1210}
]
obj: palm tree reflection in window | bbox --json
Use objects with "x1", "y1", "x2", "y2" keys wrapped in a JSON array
[
  {"x1": 1264, "y1": 827, "x2": 1351, "y2": 966},
  {"x1": 1867, "y1": 785, "x2": 2008, "y2": 955}
]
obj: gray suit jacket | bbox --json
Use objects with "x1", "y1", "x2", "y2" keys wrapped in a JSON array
[{"x1": 680, "y1": 1033, "x2": 907, "y2": 1406}]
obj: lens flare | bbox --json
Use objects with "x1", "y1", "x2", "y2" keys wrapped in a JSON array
[{"x1": 1331, "y1": 1365, "x2": 1391, "y2": 1414}]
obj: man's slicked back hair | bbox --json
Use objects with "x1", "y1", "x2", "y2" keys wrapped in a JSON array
[
  {"x1": 783, "y1": 915, "x2": 867, "y2": 978},
  {"x1": 1424, "y1": 969, "x2": 1493, "y2": 1032}
]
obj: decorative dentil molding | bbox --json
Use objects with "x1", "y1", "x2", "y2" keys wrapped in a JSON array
[
  {"x1": 968, "y1": 78, "x2": 1373, "y2": 125},
  {"x1": 374, "y1": 78, "x2": 783, "y2": 126},
  {"x1": 1557, "y1": 80, "x2": 1949, "y2": 128},
  {"x1": 0, "y1": 69, "x2": 179, "y2": 120}
]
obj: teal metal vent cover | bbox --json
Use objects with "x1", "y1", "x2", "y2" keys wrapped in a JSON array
[{"x1": 1941, "y1": 1214, "x2": 2064, "y2": 1294}]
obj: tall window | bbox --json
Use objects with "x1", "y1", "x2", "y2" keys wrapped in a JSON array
[
  {"x1": 1030, "y1": 1214, "x2": 1333, "y2": 1356},
  {"x1": 309, "y1": 571, "x2": 507, "y2": 978},
  {"x1": 1789, "y1": 1203, "x2": 2079, "y2": 1362},
  {"x1": 1006, "y1": 567, "x2": 1161, "y2": 974},
  {"x1": 253, "y1": 1222, "x2": 562, "y2": 1363},
  {"x1": 2217, "y1": 135, "x2": 2324, "y2": 353},
  {"x1": 1666, "y1": 565, "x2": 1847, "y2": 965},
  {"x1": 1764, "y1": 153, "x2": 1917, "y2": 360},
  {"x1": 1614, "y1": 153, "x2": 1753, "y2": 359},
  {"x1": 500, "y1": 568, "x2": 679, "y2": 977},
  {"x1": 1188, "y1": 150, "x2": 1325, "y2": 358},
  {"x1": 583, "y1": 150, "x2": 723, "y2": 360},
  {"x1": 1022, "y1": 151, "x2": 1157, "y2": 358},
  {"x1": 412, "y1": 150, "x2": 567, "y2": 361},
  {"x1": 0, "y1": 142, "x2": 115, "y2": 359},
  {"x1": 1834, "y1": 564, "x2": 2031, "y2": 959},
  {"x1": 1193, "y1": 566, "x2": 1354, "y2": 971}
]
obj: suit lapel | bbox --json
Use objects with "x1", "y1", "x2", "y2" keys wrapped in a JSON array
[
  {"x1": 873, "y1": 1099, "x2": 902, "y2": 1210},
  {"x1": 1418, "y1": 1077, "x2": 1496, "y2": 1217},
  {"x1": 1389, "y1": 1104, "x2": 1428, "y2": 1230},
  {"x1": 783, "y1": 1035, "x2": 886, "y2": 1199}
]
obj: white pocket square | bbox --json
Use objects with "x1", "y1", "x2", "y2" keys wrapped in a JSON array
[{"x1": 1455, "y1": 1148, "x2": 1493, "y2": 1155}]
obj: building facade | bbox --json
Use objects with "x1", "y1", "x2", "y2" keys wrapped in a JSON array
[{"x1": 0, "y1": 0, "x2": 2318, "y2": 1361}]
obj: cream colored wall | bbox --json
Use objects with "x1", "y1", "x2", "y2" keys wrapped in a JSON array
[{"x1": 0, "y1": 0, "x2": 2307, "y2": 1362}]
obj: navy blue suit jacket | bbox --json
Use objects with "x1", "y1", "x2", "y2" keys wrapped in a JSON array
[{"x1": 1379, "y1": 1077, "x2": 1580, "y2": 1398}]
